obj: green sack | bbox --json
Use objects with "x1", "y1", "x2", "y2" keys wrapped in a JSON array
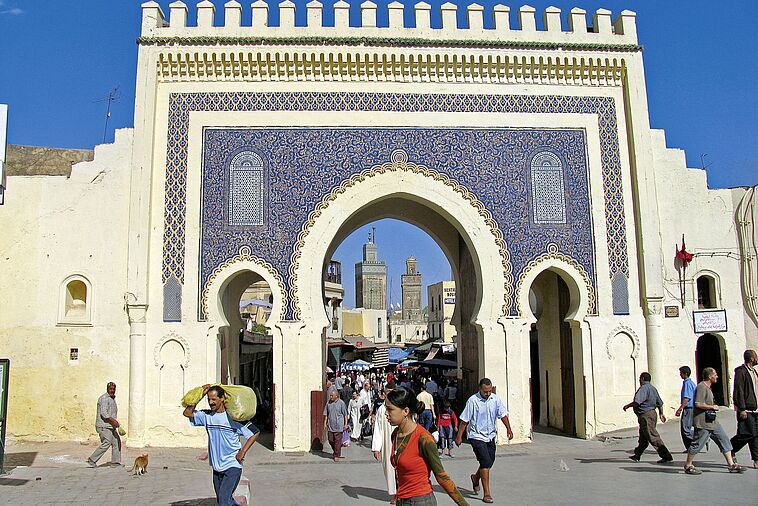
[{"x1": 181, "y1": 384, "x2": 257, "y2": 422}]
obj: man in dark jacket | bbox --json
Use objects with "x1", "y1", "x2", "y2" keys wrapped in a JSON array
[{"x1": 730, "y1": 349, "x2": 758, "y2": 469}]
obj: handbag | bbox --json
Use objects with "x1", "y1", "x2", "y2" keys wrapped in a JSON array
[{"x1": 705, "y1": 409, "x2": 717, "y2": 423}]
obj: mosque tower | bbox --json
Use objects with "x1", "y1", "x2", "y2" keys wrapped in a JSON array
[{"x1": 355, "y1": 227, "x2": 387, "y2": 310}]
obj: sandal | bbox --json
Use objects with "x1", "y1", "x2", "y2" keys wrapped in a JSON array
[
  {"x1": 470, "y1": 474, "x2": 480, "y2": 495},
  {"x1": 684, "y1": 465, "x2": 702, "y2": 475},
  {"x1": 728, "y1": 463, "x2": 745, "y2": 473},
  {"x1": 483, "y1": 497, "x2": 494, "y2": 504}
]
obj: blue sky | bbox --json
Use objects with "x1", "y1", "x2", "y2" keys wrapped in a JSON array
[{"x1": 1, "y1": 1, "x2": 755, "y2": 308}]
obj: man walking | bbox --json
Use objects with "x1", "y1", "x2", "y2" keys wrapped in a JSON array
[
  {"x1": 416, "y1": 383, "x2": 436, "y2": 431},
  {"x1": 183, "y1": 385, "x2": 260, "y2": 506},
  {"x1": 684, "y1": 368, "x2": 744, "y2": 474},
  {"x1": 674, "y1": 366, "x2": 696, "y2": 451},
  {"x1": 455, "y1": 378, "x2": 513, "y2": 504},
  {"x1": 730, "y1": 349, "x2": 758, "y2": 469},
  {"x1": 372, "y1": 381, "x2": 397, "y2": 504},
  {"x1": 623, "y1": 372, "x2": 673, "y2": 463},
  {"x1": 323, "y1": 389, "x2": 349, "y2": 461},
  {"x1": 87, "y1": 382, "x2": 122, "y2": 468}
]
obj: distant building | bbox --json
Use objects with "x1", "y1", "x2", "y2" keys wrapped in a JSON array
[
  {"x1": 428, "y1": 281, "x2": 456, "y2": 343},
  {"x1": 355, "y1": 228, "x2": 386, "y2": 310},
  {"x1": 390, "y1": 318, "x2": 427, "y2": 344},
  {"x1": 342, "y1": 308, "x2": 387, "y2": 344},
  {"x1": 324, "y1": 260, "x2": 344, "y2": 340},
  {"x1": 401, "y1": 256, "x2": 422, "y2": 320},
  {"x1": 240, "y1": 279, "x2": 273, "y2": 326}
]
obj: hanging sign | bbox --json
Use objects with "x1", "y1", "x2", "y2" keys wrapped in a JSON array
[{"x1": 693, "y1": 310, "x2": 727, "y2": 333}]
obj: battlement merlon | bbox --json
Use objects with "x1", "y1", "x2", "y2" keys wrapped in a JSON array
[{"x1": 139, "y1": 1, "x2": 638, "y2": 48}]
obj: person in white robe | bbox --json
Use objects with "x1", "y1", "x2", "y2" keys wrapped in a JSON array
[
  {"x1": 372, "y1": 382, "x2": 397, "y2": 503},
  {"x1": 348, "y1": 391, "x2": 363, "y2": 440}
]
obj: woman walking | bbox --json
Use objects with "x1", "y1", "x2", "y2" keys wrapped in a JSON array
[
  {"x1": 349, "y1": 390, "x2": 363, "y2": 440},
  {"x1": 385, "y1": 386, "x2": 468, "y2": 505}
]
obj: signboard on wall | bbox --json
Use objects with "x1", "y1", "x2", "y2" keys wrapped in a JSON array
[
  {"x1": 693, "y1": 309, "x2": 727, "y2": 333},
  {"x1": 664, "y1": 306, "x2": 679, "y2": 318}
]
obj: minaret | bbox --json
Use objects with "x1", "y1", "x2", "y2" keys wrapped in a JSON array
[
  {"x1": 401, "y1": 256, "x2": 422, "y2": 320},
  {"x1": 355, "y1": 227, "x2": 387, "y2": 310}
]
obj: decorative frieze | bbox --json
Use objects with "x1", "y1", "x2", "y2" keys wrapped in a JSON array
[{"x1": 155, "y1": 49, "x2": 626, "y2": 85}]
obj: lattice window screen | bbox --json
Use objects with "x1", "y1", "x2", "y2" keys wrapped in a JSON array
[
  {"x1": 229, "y1": 151, "x2": 264, "y2": 226},
  {"x1": 530, "y1": 151, "x2": 567, "y2": 225}
]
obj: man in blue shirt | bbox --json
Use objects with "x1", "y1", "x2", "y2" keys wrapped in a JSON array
[
  {"x1": 183, "y1": 384, "x2": 259, "y2": 506},
  {"x1": 455, "y1": 378, "x2": 513, "y2": 504},
  {"x1": 675, "y1": 365, "x2": 697, "y2": 451}
]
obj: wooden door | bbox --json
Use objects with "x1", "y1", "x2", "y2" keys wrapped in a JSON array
[{"x1": 558, "y1": 277, "x2": 576, "y2": 436}]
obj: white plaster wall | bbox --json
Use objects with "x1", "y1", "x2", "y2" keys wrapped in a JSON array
[
  {"x1": 646, "y1": 129, "x2": 749, "y2": 409},
  {"x1": 0, "y1": 129, "x2": 133, "y2": 441}
]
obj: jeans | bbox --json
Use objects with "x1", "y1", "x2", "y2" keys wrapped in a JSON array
[
  {"x1": 439, "y1": 425, "x2": 454, "y2": 450},
  {"x1": 689, "y1": 424, "x2": 732, "y2": 455},
  {"x1": 88, "y1": 427, "x2": 121, "y2": 464},
  {"x1": 419, "y1": 410, "x2": 434, "y2": 431},
  {"x1": 680, "y1": 407, "x2": 694, "y2": 449},
  {"x1": 213, "y1": 466, "x2": 243, "y2": 506}
]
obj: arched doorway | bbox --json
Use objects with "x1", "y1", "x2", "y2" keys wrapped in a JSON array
[
  {"x1": 525, "y1": 267, "x2": 588, "y2": 437},
  {"x1": 696, "y1": 333, "x2": 728, "y2": 406},
  {"x1": 293, "y1": 159, "x2": 512, "y2": 450},
  {"x1": 203, "y1": 258, "x2": 287, "y2": 449}
]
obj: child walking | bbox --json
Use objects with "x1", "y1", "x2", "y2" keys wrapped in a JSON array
[{"x1": 438, "y1": 400, "x2": 459, "y2": 457}]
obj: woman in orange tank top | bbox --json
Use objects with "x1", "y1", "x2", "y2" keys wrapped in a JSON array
[{"x1": 386, "y1": 387, "x2": 469, "y2": 506}]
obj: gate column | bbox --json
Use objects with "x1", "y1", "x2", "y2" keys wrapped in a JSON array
[{"x1": 499, "y1": 317, "x2": 532, "y2": 444}]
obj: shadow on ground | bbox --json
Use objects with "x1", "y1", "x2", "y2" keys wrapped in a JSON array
[
  {"x1": 2, "y1": 451, "x2": 37, "y2": 471},
  {"x1": 0, "y1": 477, "x2": 31, "y2": 486},
  {"x1": 170, "y1": 498, "x2": 216, "y2": 506},
  {"x1": 341, "y1": 485, "x2": 389, "y2": 501}
]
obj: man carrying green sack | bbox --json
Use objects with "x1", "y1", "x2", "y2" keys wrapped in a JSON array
[{"x1": 183, "y1": 384, "x2": 260, "y2": 506}]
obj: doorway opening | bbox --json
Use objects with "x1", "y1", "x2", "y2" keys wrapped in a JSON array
[
  {"x1": 219, "y1": 270, "x2": 275, "y2": 446},
  {"x1": 696, "y1": 333, "x2": 728, "y2": 406},
  {"x1": 528, "y1": 270, "x2": 579, "y2": 436}
]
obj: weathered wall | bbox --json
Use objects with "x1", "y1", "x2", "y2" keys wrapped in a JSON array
[{"x1": 0, "y1": 129, "x2": 132, "y2": 442}]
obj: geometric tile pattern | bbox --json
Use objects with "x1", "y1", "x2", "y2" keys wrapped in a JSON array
[
  {"x1": 162, "y1": 92, "x2": 629, "y2": 321},
  {"x1": 228, "y1": 150, "x2": 265, "y2": 227},
  {"x1": 200, "y1": 127, "x2": 595, "y2": 320},
  {"x1": 611, "y1": 271, "x2": 630, "y2": 315},
  {"x1": 163, "y1": 275, "x2": 182, "y2": 322},
  {"x1": 530, "y1": 150, "x2": 567, "y2": 225}
]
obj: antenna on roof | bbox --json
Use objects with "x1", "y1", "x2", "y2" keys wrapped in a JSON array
[{"x1": 94, "y1": 86, "x2": 121, "y2": 144}]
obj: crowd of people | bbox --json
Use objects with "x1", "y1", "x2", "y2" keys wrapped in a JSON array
[
  {"x1": 623, "y1": 349, "x2": 758, "y2": 476},
  {"x1": 323, "y1": 369, "x2": 512, "y2": 505},
  {"x1": 84, "y1": 347, "x2": 757, "y2": 505}
]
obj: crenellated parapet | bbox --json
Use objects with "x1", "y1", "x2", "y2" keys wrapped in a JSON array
[{"x1": 139, "y1": 1, "x2": 638, "y2": 49}]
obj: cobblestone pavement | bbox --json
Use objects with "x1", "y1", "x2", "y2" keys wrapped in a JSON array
[{"x1": 2, "y1": 410, "x2": 756, "y2": 505}]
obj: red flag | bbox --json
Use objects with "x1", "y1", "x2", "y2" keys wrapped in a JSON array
[{"x1": 676, "y1": 235, "x2": 693, "y2": 267}]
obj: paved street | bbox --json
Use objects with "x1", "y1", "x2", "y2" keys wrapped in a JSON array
[{"x1": 2, "y1": 410, "x2": 756, "y2": 505}]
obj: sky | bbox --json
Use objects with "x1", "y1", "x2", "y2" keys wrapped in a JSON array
[{"x1": 1, "y1": 1, "x2": 756, "y2": 308}]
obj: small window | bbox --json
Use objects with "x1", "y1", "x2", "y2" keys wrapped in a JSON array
[
  {"x1": 697, "y1": 275, "x2": 717, "y2": 309},
  {"x1": 58, "y1": 275, "x2": 92, "y2": 326},
  {"x1": 530, "y1": 150, "x2": 567, "y2": 224},
  {"x1": 228, "y1": 150, "x2": 265, "y2": 226}
]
